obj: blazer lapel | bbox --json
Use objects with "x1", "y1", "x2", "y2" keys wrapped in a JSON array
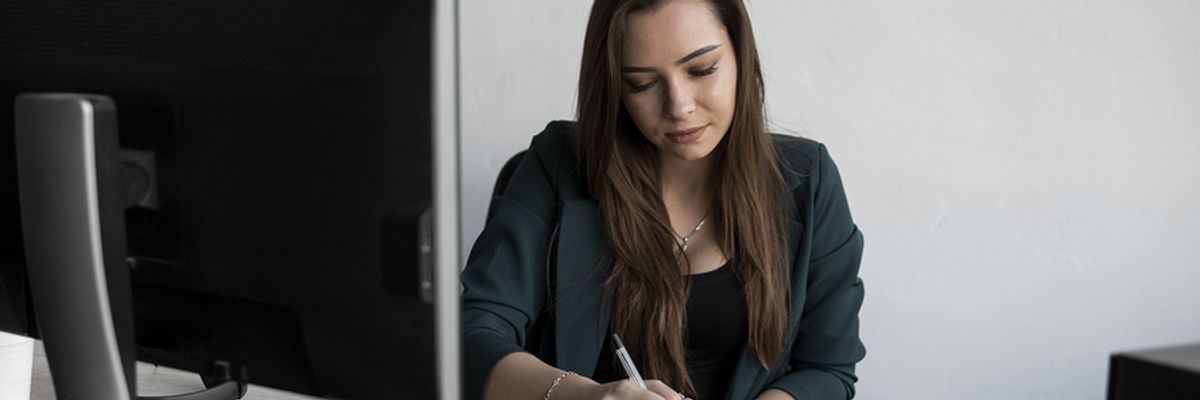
[{"x1": 554, "y1": 199, "x2": 613, "y2": 376}]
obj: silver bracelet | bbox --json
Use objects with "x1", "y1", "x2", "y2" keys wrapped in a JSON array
[{"x1": 543, "y1": 371, "x2": 577, "y2": 400}]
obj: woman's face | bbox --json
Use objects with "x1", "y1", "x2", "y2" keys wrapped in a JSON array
[{"x1": 621, "y1": 0, "x2": 738, "y2": 163}]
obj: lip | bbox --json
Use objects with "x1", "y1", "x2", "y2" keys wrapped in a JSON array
[{"x1": 665, "y1": 124, "x2": 707, "y2": 144}]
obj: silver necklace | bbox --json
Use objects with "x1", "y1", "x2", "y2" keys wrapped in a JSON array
[{"x1": 676, "y1": 212, "x2": 709, "y2": 253}]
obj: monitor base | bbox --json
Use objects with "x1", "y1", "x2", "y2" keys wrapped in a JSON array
[{"x1": 140, "y1": 380, "x2": 243, "y2": 400}]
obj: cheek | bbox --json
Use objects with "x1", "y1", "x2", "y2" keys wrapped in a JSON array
[
  {"x1": 623, "y1": 95, "x2": 658, "y2": 130},
  {"x1": 701, "y1": 72, "x2": 737, "y2": 120}
]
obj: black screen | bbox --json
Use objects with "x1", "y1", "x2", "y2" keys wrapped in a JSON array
[{"x1": 0, "y1": 0, "x2": 438, "y2": 397}]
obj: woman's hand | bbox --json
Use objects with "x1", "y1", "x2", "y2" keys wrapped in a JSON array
[
  {"x1": 584, "y1": 379, "x2": 691, "y2": 400},
  {"x1": 645, "y1": 380, "x2": 692, "y2": 400}
]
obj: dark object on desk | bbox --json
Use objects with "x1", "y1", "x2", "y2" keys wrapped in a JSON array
[{"x1": 1108, "y1": 342, "x2": 1200, "y2": 400}]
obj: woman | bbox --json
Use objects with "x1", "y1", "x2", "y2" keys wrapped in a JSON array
[{"x1": 461, "y1": 0, "x2": 865, "y2": 399}]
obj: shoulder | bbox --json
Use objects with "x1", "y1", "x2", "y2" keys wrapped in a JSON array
[
  {"x1": 511, "y1": 120, "x2": 585, "y2": 201},
  {"x1": 770, "y1": 133, "x2": 855, "y2": 229},
  {"x1": 520, "y1": 120, "x2": 579, "y2": 178},
  {"x1": 769, "y1": 133, "x2": 827, "y2": 192},
  {"x1": 770, "y1": 133, "x2": 822, "y2": 167},
  {"x1": 529, "y1": 120, "x2": 578, "y2": 161}
]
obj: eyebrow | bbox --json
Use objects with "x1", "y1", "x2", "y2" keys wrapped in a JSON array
[{"x1": 620, "y1": 44, "x2": 721, "y2": 73}]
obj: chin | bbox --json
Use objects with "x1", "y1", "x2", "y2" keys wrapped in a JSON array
[{"x1": 668, "y1": 146, "x2": 717, "y2": 162}]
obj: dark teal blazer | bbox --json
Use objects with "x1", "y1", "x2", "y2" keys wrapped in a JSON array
[{"x1": 461, "y1": 121, "x2": 866, "y2": 400}]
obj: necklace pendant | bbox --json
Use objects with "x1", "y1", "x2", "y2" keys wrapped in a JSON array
[{"x1": 675, "y1": 212, "x2": 707, "y2": 254}]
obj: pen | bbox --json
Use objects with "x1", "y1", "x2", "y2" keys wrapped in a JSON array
[{"x1": 611, "y1": 333, "x2": 647, "y2": 389}]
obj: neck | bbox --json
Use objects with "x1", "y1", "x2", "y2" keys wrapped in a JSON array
[{"x1": 659, "y1": 152, "x2": 715, "y2": 208}]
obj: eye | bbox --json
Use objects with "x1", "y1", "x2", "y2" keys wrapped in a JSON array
[
  {"x1": 691, "y1": 62, "x2": 719, "y2": 77},
  {"x1": 628, "y1": 80, "x2": 658, "y2": 93}
]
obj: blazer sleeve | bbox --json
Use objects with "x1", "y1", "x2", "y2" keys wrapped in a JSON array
[
  {"x1": 767, "y1": 144, "x2": 867, "y2": 399},
  {"x1": 460, "y1": 132, "x2": 562, "y2": 400}
]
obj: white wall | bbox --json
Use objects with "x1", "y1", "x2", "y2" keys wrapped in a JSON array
[{"x1": 459, "y1": 1, "x2": 1200, "y2": 399}]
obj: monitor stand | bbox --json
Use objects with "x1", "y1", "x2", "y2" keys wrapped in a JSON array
[{"x1": 15, "y1": 93, "x2": 245, "y2": 400}]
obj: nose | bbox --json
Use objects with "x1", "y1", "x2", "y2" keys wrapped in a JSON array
[{"x1": 663, "y1": 79, "x2": 695, "y2": 120}]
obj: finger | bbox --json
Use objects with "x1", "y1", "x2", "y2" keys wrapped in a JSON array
[
  {"x1": 644, "y1": 380, "x2": 682, "y2": 400},
  {"x1": 611, "y1": 379, "x2": 664, "y2": 400}
]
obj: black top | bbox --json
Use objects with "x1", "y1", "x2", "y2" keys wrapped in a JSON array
[{"x1": 592, "y1": 262, "x2": 748, "y2": 400}]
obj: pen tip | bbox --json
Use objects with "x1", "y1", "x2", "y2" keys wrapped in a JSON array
[{"x1": 611, "y1": 333, "x2": 625, "y2": 349}]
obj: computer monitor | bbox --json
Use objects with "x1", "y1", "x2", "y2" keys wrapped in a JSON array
[{"x1": 0, "y1": 1, "x2": 460, "y2": 398}]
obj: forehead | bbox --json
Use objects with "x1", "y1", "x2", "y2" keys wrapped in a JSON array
[{"x1": 622, "y1": 0, "x2": 729, "y2": 64}]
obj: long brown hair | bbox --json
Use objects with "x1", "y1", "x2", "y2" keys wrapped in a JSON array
[{"x1": 575, "y1": 0, "x2": 793, "y2": 394}]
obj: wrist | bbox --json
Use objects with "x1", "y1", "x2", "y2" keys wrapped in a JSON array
[{"x1": 547, "y1": 373, "x2": 599, "y2": 399}]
